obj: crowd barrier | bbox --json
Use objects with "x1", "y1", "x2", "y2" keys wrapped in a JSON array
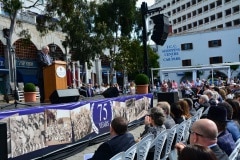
[{"x1": 0, "y1": 93, "x2": 153, "y2": 160}]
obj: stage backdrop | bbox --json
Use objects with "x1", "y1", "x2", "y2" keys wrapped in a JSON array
[{"x1": 0, "y1": 93, "x2": 153, "y2": 159}]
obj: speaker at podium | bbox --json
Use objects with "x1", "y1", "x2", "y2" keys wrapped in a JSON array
[{"x1": 50, "y1": 89, "x2": 80, "y2": 104}]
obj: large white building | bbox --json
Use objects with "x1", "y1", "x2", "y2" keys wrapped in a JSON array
[{"x1": 148, "y1": 0, "x2": 240, "y2": 82}]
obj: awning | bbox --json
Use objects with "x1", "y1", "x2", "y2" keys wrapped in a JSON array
[{"x1": 0, "y1": 68, "x2": 9, "y2": 74}]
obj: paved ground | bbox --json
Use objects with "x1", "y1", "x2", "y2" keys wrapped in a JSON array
[{"x1": 64, "y1": 98, "x2": 158, "y2": 160}]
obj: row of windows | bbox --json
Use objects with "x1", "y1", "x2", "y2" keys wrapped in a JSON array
[
  {"x1": 182, "y1": 56, "x2": 223, "y2": 66},
  {"x1": 181, "y1": 37, "x2": 240, "y2": 51},
  {"x1": 153, "y1": 0, "x2": 239, "y2": 34},
  {"x1": 173, "y1": 18, "x2": 240, "y2": 33},
  {"x1": 172, "y1": 5, "x2": 239, "y2": 25},
  {"x1": 160, "y1": 0, "x2": 233, "y2": 16}
]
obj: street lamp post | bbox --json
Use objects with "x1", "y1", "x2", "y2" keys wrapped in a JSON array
[{"x1": 49, "y1": 43, "x2": 57, "y2": 61}]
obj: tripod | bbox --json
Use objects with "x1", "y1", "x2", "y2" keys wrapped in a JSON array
[{"x1": 1, "y1": 85, "x2": 32, "y2": 109}]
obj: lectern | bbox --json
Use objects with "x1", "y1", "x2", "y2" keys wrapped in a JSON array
[{"x1": 43, "y1": 61, "x2": 67, "y2": 103}]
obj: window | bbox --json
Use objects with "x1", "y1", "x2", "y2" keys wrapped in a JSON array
[
  {"x1": 167, "y1": 3, "x2": 170, "y2": 7},
  {"x1": 210, "y1": 56, "x2": 223, "y2": 64},
  {"x1": 225, "y1": 0, "x2": 231, "y2": 3},
  {"x1": 182, "y1": 5, "x2": 185, "y2": 10},
  {"x1": 177, "y1": 7, "x2": 181, "y2": 12},
  {"x1": 173, "y1": 19, "x2": 177, "y2": 24},
  {"x1": 225, "y1": 21, "x2": 232, "y2": 27},
  {"x1": 225, "y1": 8, "x2": 231, "y2": 16},
  {"x1": 187, "y1": 13, "x2": 191, "y2": 18},
  {"x1": 208, "y1": 40, "x2": 222, "y2": 47},
  {"x1": 192, "y1": 0, "x2": 196, "y2": 5},
  {"x1": 177, "y1": 17, "x2": 181, "y2": 22},
  {"x1": 233, "y1": 19, "x2": 240, "y2": 26},
  {"x1": 233, "y1": 6, "x2": 240, "y2": 14},
  {"x1": 182, "y1": 59, "x2": 192, "y2": 66},
  {"x1": 182, "y1": 15, "x2": 186, "y2": 21},
  {"x1": 183, "y1": 25, "x2": 187, "y2": 31},
  {"x1": 217, "y1": 12, "x2": 223, "y2": 19},
  {"x1": 210, "y1": 2, "x2": 215, "y2": 9},
  {"x1": 188, "y1": 24, "x2": 192, "y2": 29},
  {"x1": 173, "y1": 9, "x2": 176, "y2": 14},
  {"x1": 210, "y1": 15, "x2": 215, "y2": 21},
  {"x1": 198, "y1": 8, "x2": 202, "y2": 14},
  {"x1": 168, "y1": 12, "x2": 171, "y2": 16},
  {"x1": 187, "y1": 2, "x2": 191, "y2": 8},
  {"x1": 216, "y1": 0, "x2": 222, "y2": 7},
  {"x1": 217, "y1": 24, "x2": 223, "y2": 28},
  {"x1": 238, "y1": 37, "x2": 240, "y2": 44},
  {"x1": 204, "y1": 5, "x2": 208, "y2": 12},
  {"x1": 193, "y1": 10, "x2": 197, "y2": 16},
  {"x1": 173, "y1": 29, "x2": 177, "y2": 33},
  {"x1": 181, "y1": 43, "x2": 193, "y2": 50},
  {"x1": 204, "y1": 17, "x2": 209, "y2": 23},
  {"x1": 198, "y1": 19, "x2": 203, "y2": 25},
  {"x1": 178, "y1": 27, "x2": 182, "y2": 32},
  {"x1": 193, "y1": 21, "x2": 197, "y2": 27}
]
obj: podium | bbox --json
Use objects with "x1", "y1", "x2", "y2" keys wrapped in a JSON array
[{"x1": 43, "y1": 61, "x2": 67, "y2": 103}]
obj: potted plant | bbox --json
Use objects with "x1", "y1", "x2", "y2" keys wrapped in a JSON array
[
  {"x1": 24, "y1": 83, "x2": 37, "y2": 102},
  {"x1": 134, "y1": 73, "x2": 149, "y2": 94}
]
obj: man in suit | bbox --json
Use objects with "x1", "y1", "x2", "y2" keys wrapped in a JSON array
[
  {"x1": 37, "y1": 46, "x2": 52, "y2": 103},
  {"x1": 86, "y1": 83, "x2": 94, "y2": 97},
  {"x1": 175, "y1": 119, "x2": 229, "y2": 160},
  {"x1": 89, "y1": 117, "x2": 135, "y2": 160}
]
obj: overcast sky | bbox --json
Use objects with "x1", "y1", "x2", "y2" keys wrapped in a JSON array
[{"x1": 136, "y1": 0, "x2": 155, "y2": 8}]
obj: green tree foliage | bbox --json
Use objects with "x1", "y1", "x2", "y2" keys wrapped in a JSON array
[{"x1": 115, "y1": 37, "x2": 159, "y2": 80}]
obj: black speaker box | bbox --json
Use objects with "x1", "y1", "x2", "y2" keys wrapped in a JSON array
[
  {"x1": 50, "y1": 89, "x2": 80, "y2": 104},
  {"x1": 0, "y1": 122, "x2": 7, "y2": 160},
  {"x1": 102, "y1": 87, "x2": 119, "y2": 98},
  {"x1": 158, "y1": 92, "x2": 179, "y2": 105}
]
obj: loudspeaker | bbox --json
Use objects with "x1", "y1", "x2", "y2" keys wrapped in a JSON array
[
  {"x1": 0, "y1": 122, "x2": 7, "y2": 160},
  {"x1": 102, "y1": 87, "x2": 119, "y2": 98},
  {"x1": 50, "y1": 89, "x2": 80, "y2": 104},
  {"x1": 151, "y1": 14, "x2": 169, "y2": 46},
  {"x1": 158, "y1": 92, "x2": 179, "y2": 105}
]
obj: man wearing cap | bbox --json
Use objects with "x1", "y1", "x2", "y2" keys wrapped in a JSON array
[
  {"x1": 207, "y1": 105, "x2": 236, "y2": 156},
  {"x1": 175, "y1": 119, "x2": 229, "y2": 160}
]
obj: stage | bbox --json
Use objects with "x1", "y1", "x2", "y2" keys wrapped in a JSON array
[{"x1": 0, "y1": 93, "x2": 153, "y2": 160}]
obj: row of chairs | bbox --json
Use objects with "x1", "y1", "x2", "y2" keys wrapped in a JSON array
[
  {"x1": 110, "y1": 107, "x2": 205, "y2": 160},
  {"x1": 229, "y1": 138, "x2": 240, "y2": 160}
]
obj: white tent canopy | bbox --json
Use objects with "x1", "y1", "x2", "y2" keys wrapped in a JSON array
[{"x1": 150, "y1": 62, "x2": 240, "y2": 86}]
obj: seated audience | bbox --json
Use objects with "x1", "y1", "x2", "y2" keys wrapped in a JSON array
[
  {"x1": 207, "y1": 106, "x2": 236, "y2": 156},
  {"x1": 175, "y1": 119, "x2": 229, "y2": 160},
  {"x1": 171, "y1": 102, "x2": 185, "y2": 124},
  {"x1": 178, "y1": 99, "x2": 191, "y2": 120},
  {"x1": 218, "y1": 102, "x2": 240, "y2": 141},
  {"x1": 139, "y1": 107, "x2": 166, "y2": 139},
  {"x1": 183, "y1": 98, "x2": 196, "y2": 116},
  {"x1": 178, "y1": 144, "x2": 217, "y2": 160},
  {"x1": 89, "y1": 117, "x2": 135, "y2": 160},
  {"x1": 157, "y1": 101, "x2": 176, "y2": 129},
  {"x1": 139, "y1": 107, "x2": 166, "y2": 160},
  {"x1": 225, "y1": 98, "x2": 240, "y2": 128}
]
